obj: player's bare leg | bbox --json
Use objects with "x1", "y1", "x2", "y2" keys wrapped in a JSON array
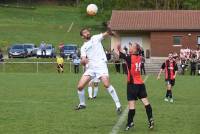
[
  {"x1": 100, "y1": 75, "x2": 121, "y2": 114},
  {"x1": 75, "y1": 75, "x2": 91, "y2": 110},
  {"x1": 141, "y1": 98, "x2": 154, "y2": 129},
  {"x1": 125, "y1": 101, "x2": 136, "y2": 131}
]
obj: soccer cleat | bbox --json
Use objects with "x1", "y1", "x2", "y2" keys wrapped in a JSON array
[
  {"x1": 125, "y1": 122, "x2": 134, "y2": 131},
  {"x1": 74, "y1": 104, "x2": 86, "y2": 110},
  {"x1": 169, "y1": 98, "x2": 174, "y2": 103},
  {"x1": 148, "y1": 118, "x2": 154, "y2": 129},
  {"x1": 93, "y1": 96, "x2": 97, "y2": 99},
  {"x1": 116, "y1": 107, "x2": 122, "y2": 115},
  {"x1": 164, "y1": 98, "x2": 169, "y2": 102}
]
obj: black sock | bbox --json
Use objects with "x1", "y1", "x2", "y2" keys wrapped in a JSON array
[
  {"x1": 127, "y1": 109, "x2": 135, "y2": 125},
  {"x1": 145, "y1": 104, "x2": 153, "y2": 121},
  {"x1": 166, "y1": 90, "x2": 170, "y2": 98},
  {"x1": 169, "y1": 90, "x2": 172, "y2": 98}
]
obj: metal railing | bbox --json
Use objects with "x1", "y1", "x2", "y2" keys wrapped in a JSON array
[{"x1": 0, "y1": 62, "x2": 119, "y2": 73}]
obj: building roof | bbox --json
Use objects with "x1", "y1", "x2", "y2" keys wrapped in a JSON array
[{"x1": 109, "y1": 10, "x2": 200, "y2": 31}]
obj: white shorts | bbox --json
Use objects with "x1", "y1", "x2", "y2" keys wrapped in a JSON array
[{"x1": 83, "y1": 63, "x2": 109, "y2": 79}]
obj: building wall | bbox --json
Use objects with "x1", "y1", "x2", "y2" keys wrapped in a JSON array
[
  {"x1": 111, "y1": 33, "x2": 151, "y2": 57},
  {"x1": 151, "y1": 32, "x2": 200, "y2": 57}
]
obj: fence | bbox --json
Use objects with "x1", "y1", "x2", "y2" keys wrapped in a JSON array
[{"x1": 0, "y1": 62, "x2": 120, "y2": 73}]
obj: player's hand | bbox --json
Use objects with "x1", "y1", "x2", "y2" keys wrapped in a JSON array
[{"x1": 157, "y1": 75, "x2": 160, "y2": 80}]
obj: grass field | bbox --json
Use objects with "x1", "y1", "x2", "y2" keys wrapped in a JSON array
[
  {"x1": 0, "y1": 73, "x2": 199, "y2": 134},
  {"x1": 0, "y1": 5, "x2": 110, "y2": 53}
]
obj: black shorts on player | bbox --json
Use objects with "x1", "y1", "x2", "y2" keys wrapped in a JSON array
[
  {"x1": 165, "y1": 79, "x2": 175, "y2": 86},
  {"x1": 127, "y1": 83, "x2": 148, "y2": 101},
  {"x1": 57, "y1": 64, "x2": 64, "y2": 69}
]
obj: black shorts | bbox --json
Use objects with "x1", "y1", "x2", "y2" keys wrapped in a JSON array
[
  {"x1": 127, "y1": 83, "x2": 148, "y2": 101},
  {"x1": 165, "y1": 79, "x2": 175, "y2": 86},
  {"x1": 57, "y1": 64, "x2": 64, "y2": 69}
]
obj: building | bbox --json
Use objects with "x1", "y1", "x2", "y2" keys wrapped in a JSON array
[{"x1": 109, "y1": 10, "x2": 200, "y2": 58}]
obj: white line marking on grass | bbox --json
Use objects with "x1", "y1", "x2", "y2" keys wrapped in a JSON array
[
  {"x1": 110, "y1": 75, "x2": 149, "y2": 134},
  {"x1": 67, "y1": 22, "x2": 74, "y2": 32}
]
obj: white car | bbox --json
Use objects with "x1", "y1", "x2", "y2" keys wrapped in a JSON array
[
  {"x1": 24, "y1": 43, "x2": 37, "y2": 57},
  {"x1": 36, "y1": 44, "x2": 56, "y2": 58}
]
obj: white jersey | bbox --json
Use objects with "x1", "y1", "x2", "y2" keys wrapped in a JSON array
[{"x1": 81, "y1": 34, "x2": 107, "y2": 68}]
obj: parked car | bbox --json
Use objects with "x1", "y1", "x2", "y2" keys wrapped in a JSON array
[
  {"x1": 60, "y1": 44, "x2": 78, "y2": 58},
  {"x1": 36, "y1": 44, "x2": 56, "y2": 58},
  {"x1": 23, "y1": 43, "x2": 37, "y2": 57},
  {"x1": 8, "y1": 44, "x2": 28, "y2": 58}
]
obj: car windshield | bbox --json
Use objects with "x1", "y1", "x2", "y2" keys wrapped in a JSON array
[
  {"x1": 64, "y1": 46, "x2": 76, "y2": 50},
  {"x1": 46, "y1": 45, "x2": 52, "y2": 49},
  {"x1": 24, "y1": 45, "x2": 33, "y2": 49},
  {"x1": 12, "y1": 45, "x2": 23, "y2": 49}
]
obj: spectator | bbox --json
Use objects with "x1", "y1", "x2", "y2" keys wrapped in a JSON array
[
  {"x1": 56, "y1": 55, "x2": 64, "y2": 73},
  {"x1": 122, "y1": 60, "x2": 127, "y2": 74},
  {"x1": 140, "y1": 56, "x2": 146, "y2": 75},
  {"x1": 59, "y1": 42, "x2": 64, "y2": 57},
  {"x1": 198, "y1": 62, "x2": 200, "y2": 76},
  {"x1": 115, "y1": 60, "x2": 121, "y2": 73},
  {"x1": 0, "y1": 49, "x2": 4, "y2": 62},
  {"x1": 106, "y1": 50, "x2": 111, "y2": 61},
  {"x1": 40, "y1": 41, "x2": 46, "y2": 57},
  {"x1": 190, "y1": 54, "x2": 197, "y2": 76},
  {"x1": 180, "y1": 59, "x2": 187, "y2": 75},
  {"x1": 73, "y1": 56, "x2": 80, "y2": 73}
]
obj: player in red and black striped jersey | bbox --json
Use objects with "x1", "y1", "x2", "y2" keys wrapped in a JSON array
[
  {"x1": 116, "y1": 42, "x2": 154, "y2": 130},
  {"x1": 157, "y1": 53, "x2": 178, "y2": 103}
]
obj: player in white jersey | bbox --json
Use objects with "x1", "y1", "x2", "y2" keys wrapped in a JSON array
[
  {"x1": 88, "y1": 77, "x2": 100, "y2": 99},
  {"x1": 75, "y1": 28, "x2": 121, "y2": 114}
]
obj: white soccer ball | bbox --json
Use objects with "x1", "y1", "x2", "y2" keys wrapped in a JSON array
[{"x1": 86, "y1": 4, "x2": 98, "y2": 16}]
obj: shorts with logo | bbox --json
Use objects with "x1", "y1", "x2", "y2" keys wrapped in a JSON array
[
  {"x1": 165, "y1": 79, "x2": 175, "y2": 86},
  {"x1": 83, "y1": 63, "x2": 109, "y2": 79},
  {"x1": 127, "y1": 83, "x2": 147, "y2": 101}
]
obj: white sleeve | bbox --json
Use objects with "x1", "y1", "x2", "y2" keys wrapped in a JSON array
[
  {"x1": 81, "y1": 45, "x2": 87, "y2": 57},
  {"x1": 92, "y1": 33, "x2": 104, "y2": 42}
]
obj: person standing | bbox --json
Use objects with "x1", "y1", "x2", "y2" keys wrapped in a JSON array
[
  {"x1": 116, "y1": 42, "x2": 154, "y2": 130},
  {"x1": 190, "y1": 54, "x2": 197, "y2": 76},
  {"x1": 56, "y1": 55, "x2": 64, "y2": 73},
  {"x1": 140, "y1": 56, "x2": 146, "y2": 75},
  {"x1": 40, "y1": 41, "x2": 46, "y2": 57},
  {"x1": 157, "y1": 53, "x2": 178, "y2": 103},
  {"x1": 73, "y1": 56, "x2": 81, "y2": 74}
]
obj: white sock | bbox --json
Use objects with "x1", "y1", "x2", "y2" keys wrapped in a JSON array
[
  {"x1": 93, "y1": 86, "x2": 98, "y2": 97},
  {"x1": 107, "y1": 85, "x2": 121, "y2": 108},
  {"x1": 78, "y1": 90, "x2": 85, "y2": 106},
  {"x1": 88, "y1": 86, "x2": 93, "y2": 98}
]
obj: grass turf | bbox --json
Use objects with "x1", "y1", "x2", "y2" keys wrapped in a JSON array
[
  {"x1": 0, "y1": 73, "x2": 199, "y2": 134},
  {"x1": 0, "y1": 5, "x2": 110, "y2": 53}
]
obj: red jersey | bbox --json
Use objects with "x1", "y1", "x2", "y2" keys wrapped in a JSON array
[
  {"x1": 161, "y1": 59, "x2": 178, "y2": 80},
  {"x1": 119, "y1": 52, "x2": 143, "y2": 84}
]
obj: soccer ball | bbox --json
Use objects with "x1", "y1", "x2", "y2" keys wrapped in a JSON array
[{"x1": 86, "y1": 4, "x2": 98, "y2": 16}]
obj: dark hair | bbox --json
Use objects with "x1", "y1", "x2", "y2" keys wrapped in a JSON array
[{"x1": 80, "y1": 28, "x2": 88, "y2": 36}]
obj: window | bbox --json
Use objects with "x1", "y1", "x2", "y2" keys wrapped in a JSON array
[
  {"x1": 173, "y1": 36, "x2": 182, "y2": 46},
  {"x1": 197, "y1": 36, "x2": 200, "y2": 45}
]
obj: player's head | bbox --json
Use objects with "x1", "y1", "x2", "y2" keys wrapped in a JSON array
[
  {"x1": 80, "y1": 28, "x2": 91, "y2": 40},
  {"x1": 168, "y1": 52, "x2": 173, "y2": 60},
  {"x1": 129, "y1": 42, "x2": 140, "y2": 54}
]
